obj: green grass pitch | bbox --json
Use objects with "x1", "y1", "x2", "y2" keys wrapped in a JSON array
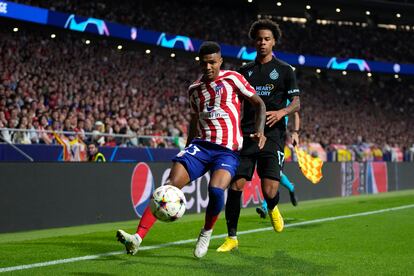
[{"x1": 1, "y1": 190, "x2": 413, "y2": 275}]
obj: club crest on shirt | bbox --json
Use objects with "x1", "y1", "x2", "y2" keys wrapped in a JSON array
[
  {"x1": 214, "y1": 84, "x2": 225, "y2": 96},
  {"x1": 269, "y1": 69, "x2": 279, "y2": 80}
]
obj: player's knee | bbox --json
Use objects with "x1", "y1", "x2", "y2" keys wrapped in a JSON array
[
  {"x1": 231, "y1": 178, "x2": 247, "y2": 191},
  {"x1": 262, "y1": 185, "x2": 278, "y2": 198}
]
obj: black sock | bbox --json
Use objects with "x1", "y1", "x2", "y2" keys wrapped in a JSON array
[
  {"x1": 225, "y1": 189, "x2": 242, "y2": 237},
  {"x1": 265, "y1": 191, "x2": 280, "y2": 211}
]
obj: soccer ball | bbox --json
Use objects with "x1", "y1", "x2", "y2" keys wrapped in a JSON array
[{"x1": 149, "y1": 185, "x2": 186, "y2": 222}]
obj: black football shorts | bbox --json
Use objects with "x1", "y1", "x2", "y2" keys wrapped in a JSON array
[{"x1": 235, "y1": 134, "x2": 285, "y2": 181}]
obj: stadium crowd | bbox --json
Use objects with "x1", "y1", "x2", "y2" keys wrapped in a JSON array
[
  {"x1": 14, "y1": 0, "x2": 414, "y2": 63},
  {"x1": 1, "y1": 28, "x2": 413, "y2": 161}
]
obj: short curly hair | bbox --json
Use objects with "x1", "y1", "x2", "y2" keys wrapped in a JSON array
[
  {"x1": 198, "y1": 41, "x2": 221, "y2": 56},
  {"x1": 248, "y1": 19, "x2": 282, "y2": 43}
]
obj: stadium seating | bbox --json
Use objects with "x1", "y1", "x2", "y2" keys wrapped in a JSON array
[
  {"x1": 1, "y1": 2, "x2": 413, "y2": 161},
  {"x1": 13, "y1": 0, "x2": 414, "y2": 63}
]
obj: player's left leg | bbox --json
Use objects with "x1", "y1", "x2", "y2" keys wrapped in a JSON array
[
  {"x1": 194, "y1": 149, "x2": 239, "y2": 258},
  {"x1": 194, "y1": 169, "x2": 231, "y2": 258},
  {"x1": 256, "y1": 199, "x2": 268, "y2": 218},
  {"x1": 280, "y1": 172, "x2": 298, "y2": 206}
]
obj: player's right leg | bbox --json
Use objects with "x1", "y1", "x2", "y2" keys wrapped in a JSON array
[
  {"x1": 262, "y1": 178, "x2": 284, "y2": 232},
  {"x1": 117, "y1": 162, "x2": 191, "y2": 255},
  {"x1": 217, "y1": 140, "x2": 256, "y2": 253},
  {"x1": 256, "y1": 138, "x2": 285, "y2": 233}
]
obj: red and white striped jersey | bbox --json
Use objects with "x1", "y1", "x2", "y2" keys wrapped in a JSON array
[{"x1": 188, "y1": 70, "x2": 256, "y2": 151}]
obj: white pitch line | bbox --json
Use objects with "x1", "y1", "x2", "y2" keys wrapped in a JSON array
[{"x1": 1, "y1": 203, "x2": 413, "y2": 273}]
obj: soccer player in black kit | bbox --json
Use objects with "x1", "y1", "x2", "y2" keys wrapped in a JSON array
[{"x1": 217, "y1": 19, "x2": 301, "y2": 252}]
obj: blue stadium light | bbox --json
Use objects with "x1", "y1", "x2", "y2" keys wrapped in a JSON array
[{"x1": 393, "y1": 64, "x2": 401, "y2": 73}]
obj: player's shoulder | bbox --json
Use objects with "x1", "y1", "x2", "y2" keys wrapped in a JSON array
[
  {"x1": 238, "y1": 61, "x2": 256, "y2": 74},
  {"x1": 219, "y1": 70, "x2": 246, "y2": 81},
  {"x1": 188, "y1": 77, "x2": 202, "y2": 91},
  {"x1": 272, "y1": 57, "x2": 295, "y2": 72}
]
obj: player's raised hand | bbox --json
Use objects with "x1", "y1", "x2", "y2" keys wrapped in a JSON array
[
  {"x1": 266, "y1": 110, "x2": 287, "y2": 127},
  {"x1": 250, "y1": 132, "x2": 266, "y2": 149}
]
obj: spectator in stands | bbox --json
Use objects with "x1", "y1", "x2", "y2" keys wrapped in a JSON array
[
  {"x1": 88, "y1": 142, "x2": 106, "y2": 162},
  {"x1": 12, "y1": 116, "x2": 31, "y2": 144}
]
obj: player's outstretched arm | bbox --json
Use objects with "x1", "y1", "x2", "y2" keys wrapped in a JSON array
[{"x1": 246, "y1": 94, "x2": 267, "y2": 149}]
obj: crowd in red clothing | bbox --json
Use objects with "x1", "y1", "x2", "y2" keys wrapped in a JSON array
[{"x1": 0, "y1": 27, "x2": 413, "y2": 160}]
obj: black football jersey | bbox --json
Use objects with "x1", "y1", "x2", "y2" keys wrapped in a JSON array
[{"x1": 238, "y1": 57, "x2": 300, "y2": 137}]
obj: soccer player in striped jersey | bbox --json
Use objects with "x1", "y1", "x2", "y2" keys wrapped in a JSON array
[
  {"x1": 117, "y1": 41, "x2": 266, "y2": 258},
  {"x1": 217, "y1": 19, "x2": 301, "y2": 252}
]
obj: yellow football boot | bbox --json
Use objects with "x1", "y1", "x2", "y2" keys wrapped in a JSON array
[
  {"x1": 268, "y1": 205, "x2": 284, "y2": 232},
  {"x1": 216, "y1": 237, "x2": 238, "y2": 252}
]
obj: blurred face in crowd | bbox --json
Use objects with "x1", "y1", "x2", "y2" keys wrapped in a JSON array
[
  {"x1": 254, "y1": 29, "x2": 275, "y2": 58},
  {"x1": 20, "y1": 116, "x2": 28, "y2": 128},
  {"x1": 200, "y1": 52, "x2": 222, "y2": 81},
  {"x1": 85, "y1": 119, "x2": 92, "y2": 130},
  {"x1": 52, "y1": 121, "x2": 61, "y2": 130},
  {"x1": 77, "y1": 120, "x2": 85, "y2": 130},
  {"x1": 40, "y1": 117, "x2": 48, "y2": 127},
  {"x1": 88, "y1": 144, "x2": 98, "y2": 156}
]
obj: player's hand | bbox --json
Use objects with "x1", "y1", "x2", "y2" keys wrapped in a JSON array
[
  {"x1": 266, "y1": 110, "x2": 287, "y2": 127},
  {"x1": 250, "y1": 132, "x2": 266, "y2": 149},
  {"x1": 291, "y1": 132, "x2": 299, "y2": 147}
]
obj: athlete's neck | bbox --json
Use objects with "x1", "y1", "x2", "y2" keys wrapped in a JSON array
[{"x1": 256, "y1": 54, "x2": 273, "y2": 64}]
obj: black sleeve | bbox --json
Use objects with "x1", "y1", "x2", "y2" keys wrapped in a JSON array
[{"x1": 285, "y1": 66, "x2": 300, "y2": 100}]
